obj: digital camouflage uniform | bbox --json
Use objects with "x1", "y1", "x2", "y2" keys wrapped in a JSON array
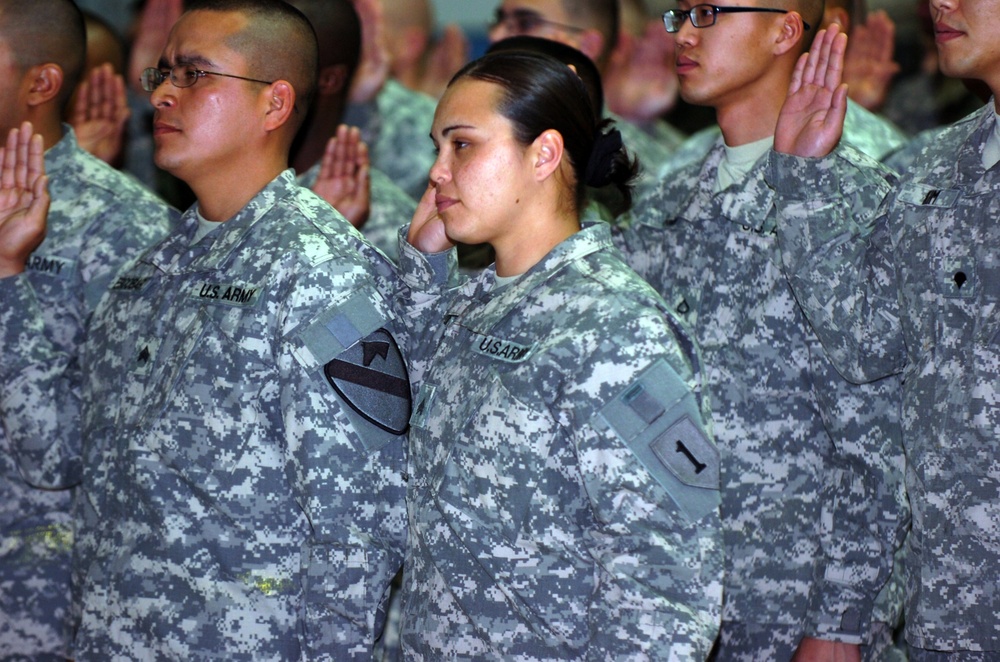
[
  {"x1": 393, "y1": 223, "x2": 724, "y2": 661},
  {"x1": 614, "y1": 110, "x2": 681, "y2": 177},
  {"x1": 344, "y1": 79, "x2": 437, "y2": 201},
  {"x1": 297, "y1": 163, "x2": 416, "y2": 262},
  {"x1": 655, "y1": 99, "x2": 908, "y2": 183},
  {"x1": 0, "y1": 127, "x2": 174, "y2": 660},
  {"x1": 614, "y1": 142, "x2": 908, "y2": 659},
  {"x1": 2, "y1": 171, "x2": 408, "y2": 659},
  {"x1": 768, "y1": 103, "x2": 1000, "y2": 655}
]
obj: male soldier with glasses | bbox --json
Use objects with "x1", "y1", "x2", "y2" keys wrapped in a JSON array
[
  {"x1": 0, "y1": 0, "x2": 407, "y2": 658},
  {"x1": 613, "y1": 6, "x2": 909, "y2": 660}
]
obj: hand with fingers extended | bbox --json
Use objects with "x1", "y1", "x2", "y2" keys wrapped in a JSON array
[
  {"x1": 420, "y1": 24, "x2": 469, "y2": 100},
  {"x1": 843, "y1": 10, "x2": 899, "y2": 112},
  {"x1": 605, "y1": 19, "x2": 679, "y2": 123},
  {"x1": 127, "y1": 0, "x2": 184, "y2": 95},
  {"x1": 0, "y1": 123, "x2": 50, "y2": 278},
  {"x1": 407, "y1": 184, "x2": 452, "y2": 255},
  {"x1": 348, "y1": 0, "x2": 391, "y2": 105},
  {"x1": 312, "y1": 125, "x2": 371, "y2": 228},
  {"x1": 775, "y1": 25, "x2": 849, "y2": 158},
  {"x1": 71, "y1": 63, "x2": 131, "y2": 166}
]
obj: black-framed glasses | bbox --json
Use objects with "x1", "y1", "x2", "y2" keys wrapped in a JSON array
[
  {"x1": 140, "y1": 65, "x2": 274, "y2": 93},
  {"x1": 490, "y1": 7, "x2": 585, "y2": 34},
  {"x1": 663, "y1": 4, "x2": 810, "y2": 32}
]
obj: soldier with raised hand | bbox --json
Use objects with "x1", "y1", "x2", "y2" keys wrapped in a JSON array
[
  {"x1": 0, "y1": 0, "x2": 407, "y2": 658},
  {"x1": 612, "y1": 4, "x2": 909, "y2": 660},
  {"x1": 770, "y1": 5, "x2": 1000, "y2": 658},
  {"x1": 0, "y1": 0, "x2": 174, "y2": 656}
]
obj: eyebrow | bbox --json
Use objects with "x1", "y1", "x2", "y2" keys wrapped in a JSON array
[
  {"x1": 156, "y1": 53, "x2": 217, "y2": 69},
  {"x1": 440, "y1": 124, "x2": 476, "y2": 136}
]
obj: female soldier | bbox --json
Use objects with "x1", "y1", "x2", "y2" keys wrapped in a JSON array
[{"x1": 396, "y1": 50, "x2": 723, "y2": 660}]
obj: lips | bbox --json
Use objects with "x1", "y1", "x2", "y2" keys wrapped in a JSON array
[
  {"x1": 435, "y1": 195, "x2": 458, "y2": 213},
  {"x1": 152, "y1": 121, "x2": 180, "y2": 137},
  {"x1": 934, "y1": 21, "x2": 964, "y2": 42},
  {"x1": 675, "y1": 55, "x2": 698, "y2": 74}
]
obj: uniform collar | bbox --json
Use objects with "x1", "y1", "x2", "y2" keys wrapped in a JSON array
[
  {"x1": 42, "y1": 124, "x2": 80, "y2": 176},
  {"x1": 453, "y1": 223, "x2": 613, "y2": 333},
  {"x1": 143, "y1": 169, "x2": 298, "y2": 273}
]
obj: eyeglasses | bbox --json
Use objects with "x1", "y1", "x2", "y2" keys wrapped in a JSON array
[
  {"x1": 663, "y1": 4, "x2": 810, "y2": 32},
  {"x1": 490, "y1": 7, "x2": 585, "y2": 34},
  {"x1": 140, "y1": 65, "x2": 274, "y2": 93}
]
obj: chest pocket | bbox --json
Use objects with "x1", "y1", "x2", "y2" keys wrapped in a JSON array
[
  {"x1": 132, "y1": 303, "x2": 274, "y2": 488},
  {"x1": 434, "y1": 372, "x2": 558, "y2": 543}
]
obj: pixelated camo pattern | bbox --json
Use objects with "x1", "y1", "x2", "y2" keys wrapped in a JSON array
[
  {"x1": 347, "y1": 80, "x2": 439, "y2": 201},
  {"x1": 32, "y1": 171, "x2": 407, "y2": 659},
  {"x1": 769, "y1": 103, "x2": 1000, "y2": 652},
  {"x1": 0, "y1": 128, "x2": 174, "y2": 658},
  {"x1": 394, "y1": 223, "x2": 723, "y2": 660},
  {"x1": 297, "y1": 163, "x2": 415, "y2": 262},
  {"x1": 616, "y1": 141, "x2": 907, "y2": 648}
]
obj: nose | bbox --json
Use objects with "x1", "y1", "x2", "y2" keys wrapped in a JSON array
[
  {"x1": 149, "y1": 78, "x2": 176, "y2": 109},
  {"x1": 674, "y1": 18, "x2": 698, "y2": 47},
  {"x1": 488, "y1": 20, "x2": 511, "y2": 43},
  {"x1": 929, "y1": 0, "x2": 954, "y2": 15},
  {"x1": 428, "y1": 154, "x2": 450, "y2": 187}
]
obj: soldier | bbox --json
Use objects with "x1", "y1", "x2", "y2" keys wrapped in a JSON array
[
  {"x1": 771, "y1": 9, "x2": 1000, "y2": 659},
  {"x1": 612, "y1": 6, "x2": 908, "y2": 661},
  {"x1": 287, "y1": 0, "x2": 415, "y2": 262},
  {"x1": 0, "y1": 0, "x2": 174, "y2": 657},
  {"x1": 0, "y1": 0, "x2": 407, "y2": 658},
  {"x1": 398, "y1": 49, "x2": 723, "y2": 660},
  {"x1": 489, "y1": 0, "x2": 687, "y2": 172}
]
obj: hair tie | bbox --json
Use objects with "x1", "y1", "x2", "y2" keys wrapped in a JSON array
[{"x1": 585, "y1": 127, "x2": 623, "y2": 188}]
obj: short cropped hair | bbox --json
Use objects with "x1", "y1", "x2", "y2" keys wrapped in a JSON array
[
  {"x1": 186, "y1": 0, "x2": 318, "y2": 124},
  {"x1": 286, "y1": 0, "x2": 361, "y2": 74},
  {"x1": 560, "y1": 0, "x2": 619, "y2": 60},
  {"x1": 0, "y1": 0, "x2": 86, "y2": 110}
]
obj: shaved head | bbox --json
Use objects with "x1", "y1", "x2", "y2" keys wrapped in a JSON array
[
  {"x1": 186, "y1": 0, "x2": 318, "y2": 123},
  {"x1": 560, "y1": 0, "x2": 620, "y2": 58},
  {"x1": 286, "y1": 0, "x2": 361, "y2": 74},
  {"x1": 0, "y1": 0, "x2": 85, "y2": 109}
]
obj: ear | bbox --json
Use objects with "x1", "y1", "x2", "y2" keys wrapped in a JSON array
[
  {"x1": 316, "y1": 64, "x2": 350, "y2": 97},
  {"x1": 262, "y1": 80, "x2": 296, "y2": 132},
  {"x1": 25, "y1": 64, "x2": 64, "y2": 107},
  {"x1": 576, "y1": 28, "x2": 606, "y2": 65},
  {"x1": 530, "y1": 129, "x2": 564, "y2": 183},
  {"x1": 774, "y1": 11, "x2": 808, "y2": 56},
  {"x1": 822, "y1": 6, "x2": 851, "y2": 32}
]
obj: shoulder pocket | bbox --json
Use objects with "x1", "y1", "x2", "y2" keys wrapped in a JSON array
[{"x1": 594, "y1": 358, "x2": 720, "y2": 523}]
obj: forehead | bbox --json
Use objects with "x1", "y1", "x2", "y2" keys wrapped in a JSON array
[
  {"x1": 161, "y1": 10, "x2": 248, "y2": 67},
  {"x1": 433, "y1": 79, "x2": 505, "y2": 129},
  {"x1": 499, "y1": 0, "x2": 570, "y2": 20}
]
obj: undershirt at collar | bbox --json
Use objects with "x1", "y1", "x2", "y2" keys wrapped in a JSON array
[
  {"x1": 715, "y1": 135, "x2": 774, "y2": 193},
  {"x1": 192, "y1": 209, "x2": 223, "y2": 244}
]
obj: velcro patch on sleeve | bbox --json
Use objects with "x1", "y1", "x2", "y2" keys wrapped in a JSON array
[
  {"x1": 290, "y1": 289, "x2": 386, "y2": 370},
  {"x1": 595, "y1": 357, "x2": 720, "y2": 523}
]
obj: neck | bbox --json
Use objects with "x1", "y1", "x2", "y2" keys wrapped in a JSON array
[
  {"x1": 28, "y1": 110, "x2": 65, "y2": 151},
  {"x1": 492, "y1": 208, "x2": 579, "y2": 277},
  {"x1": 290, "y1": 98, "x2": 347, "y2": 174},
  {"x1": 188, "y1": 154, "x2": 287, "y2": 221},
  {"x1": 715, "y1": 73, "x2": 791, "y2": 147}
]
